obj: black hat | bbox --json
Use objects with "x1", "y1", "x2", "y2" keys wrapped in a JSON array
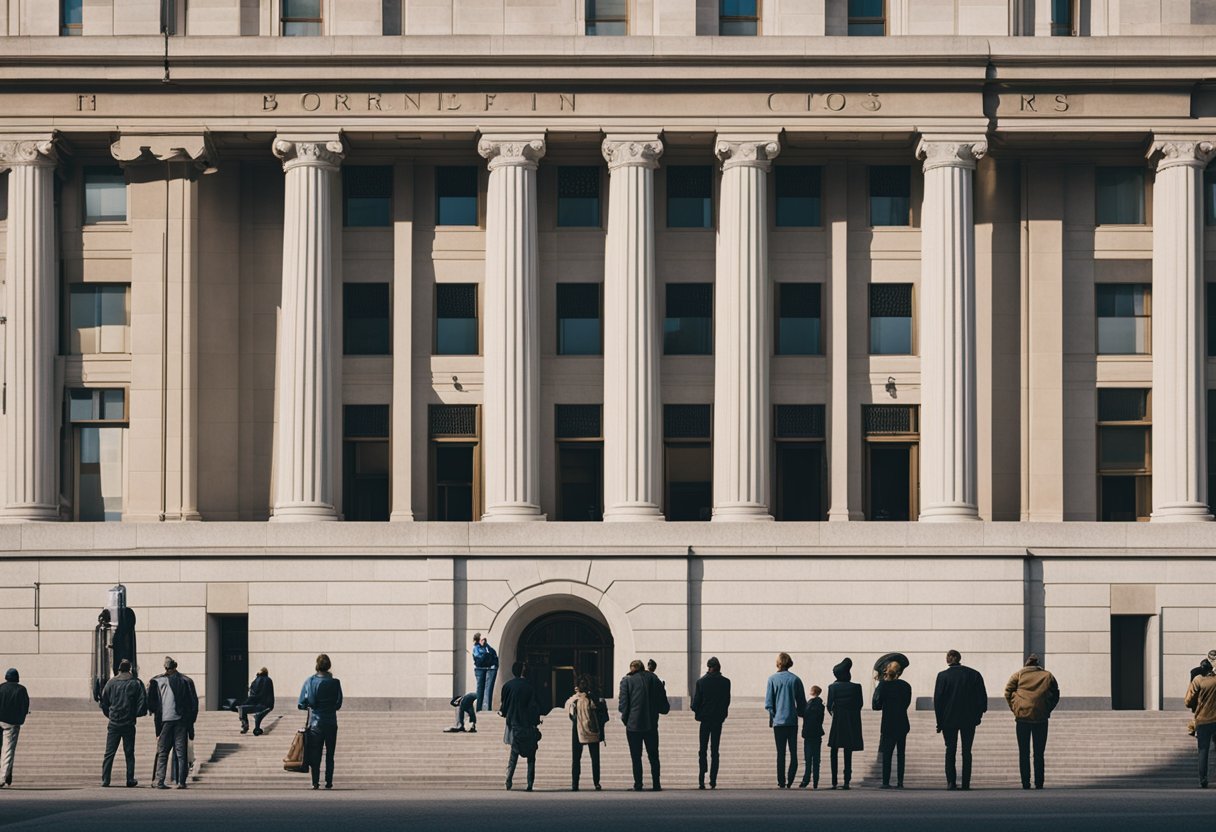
[{"x1": 833, "y1": 657, "x2": 853, "y2": 681}]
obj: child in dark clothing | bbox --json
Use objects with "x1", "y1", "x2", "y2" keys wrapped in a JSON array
[
  {"x1": 445, "y1": 692, "x2": 478, "y2": 733},
  {"x1": 799, "y1": 685, "x2": 825, "y2": 789}
]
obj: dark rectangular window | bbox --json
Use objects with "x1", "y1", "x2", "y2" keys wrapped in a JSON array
[
  {"x1": 585, "y1": 0, "x2": 627, "y2": 34},
  {"x1": 1206, "y1": 169, "x2": 1216, "y2": 226},
  {"x1": 382, "y1": 0, "x2": 402, "y2": 35},
  {"x1": 869, "y1": 284, "x2": 913, "y2": 355},
  {"x1": 557, "y1": 284, "x2": 601, "y2": 356},
  {"x1": 1208, "y1": 391, "x2": 1216, "y2": 509},
  {"x1": 344, "y1": 166, "x2": 392, "y2": 227},
  {"x1": 436, "y1": 166, "x2": 479, "y2": 226},
  {"x1": 1051, "y1": 0, "x2": 1074, "y2": 35},
  {"x1": 869, "y1": 165, "x2": 911, "y2": 227},
  {"x1": 1096, "y1": 167, "x2": 1145, "y2": 225},
  {"x1": 775, "y1": 166, "x2": 822, "y2": 228},
  {"x1": 0, "y1": 172, "x2": 7, "y2": 221},
  {"x1": 1096, "y1": 284, "x2": 1150, "y2": 355},
  {"x1": 720, "y1": 0, "x2": 759, "y2": 35},
  {"x1": 1098, "y1": 389, "x2": 1151, "y2": 521},
  {"x1": 61, "y1": 0, "x2": 82, "y2": 35},
  {"x1": 664, "y1": 283, "x2": 713, "y2": 355},
  {"x1": 66, "y1": 389, "x2": 127, "y2": 522},
  {"x1": 344, "y1": 284, "x2": 391, "y2": 356},
  {"x1": 848, "y1": 0, "x2": 885, "y2": 35},
  {"x1": 343, "y1": 405, "x2": 390, "y2": 522},
  {"x1": 435, "y1": 284, "x2": 478, "y2": 355},
  {"x1": 84, "y1": 167, "x2": 126, "y2": 224},
  {"x1": 430, "y1": 405, "x2": 479, "y2": 521},
  {"x1": 864, "y1": 405, "x2": 919, "y2": 521},
  {"x1": 558, "y1": 166, "x2": 601, "y2": 227},
  {"x1": 776, "y1": 283, "x2": 822, "y2": 356},
  {"x1": 667, "y1": 166, "x2": 713, "y2": 229},
  {"x1": 556, "y1": 405, "x2": 603, "y2": 521},
  {"x1": 282, "y1": 0, "x2": 322, "y2": 35},
  {"x1": 1208, "y1": 284, "x2": 1216, "y2": 356},
  {"x1": 774, "y1": 405, "x2": 826, "y2": 521},
  {"x1": 68, "y1": 283, "x2": 129, "y2": 355},
  {"x1": 664, "y1": 405, "x2": 712, "y2": 522}
]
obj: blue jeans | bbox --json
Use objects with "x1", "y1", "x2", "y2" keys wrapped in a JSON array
[{"x1": 475, "y1": 667, "x2": 498, "y2": 711}]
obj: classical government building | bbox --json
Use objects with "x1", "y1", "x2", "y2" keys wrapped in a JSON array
[{"x1": 1, "y1": 0, "x2": 1216, "y2": 714}]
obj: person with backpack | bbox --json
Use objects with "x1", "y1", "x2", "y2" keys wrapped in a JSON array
[
  {"x1": 99, "y1": 659, "x2": 146, "y2": 787},
  {"x1": 298, "y1": 653, "x2": 343, "y2": 790},
  {"x1": 565, "y1": 674, "x2": 606, "y2": 791}
]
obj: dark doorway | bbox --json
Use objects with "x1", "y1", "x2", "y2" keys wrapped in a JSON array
[
  {"x1": 557, "y1": 444, "x2": 603, "y2": 521},
  {"x1": 866, "y1": 443, "x2": 914, "y2": 521},
  {"x1": 1111, "y1": 614, "x2": 1149, "y2": 710},
  {"x1": 775, "y1": 444, "x2": 825, "y2": 520},
  {"x1": 218, "y1": 615, "x2": 248, "y2": 711},
  {"x1": 517, "y1": 612, "x2": 614, "y2": 713}
]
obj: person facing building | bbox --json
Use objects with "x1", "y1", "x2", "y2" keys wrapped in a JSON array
[
  {"x1": 99, "y1": 658, "x2": 146, "y2": 788},
  {"x1": 1184, "y1": 662, "x2": 1216, "y2": 789},
  {"x1": 500, "y1": 661, "x2": 541, "y2": 792},
  {"x1": 799, "y1": 685, "x2": 826, "y2": 790},
  {"x1": 691, "y1": 656, "x2": 731, "y2": 790},
  {"x1": 298, "y1": 653, "x2": 343, "y2": 790},
  {"x1": 565, "y1": 674, "x2": 606, "y2": 791},
  {"x1": 764, "y1": 652, "x2": 806, "y2": 789},
  {"x1": 827, "y1": 658, "x2": 864, "y2": 790},
  {"x1": 873, "y1": 660, "x2": 912, "y2": 789},
  {"x1": 0, "y1": 668, "x2": 29, "y2": 789},
  {"x1": 147, "y1": 657, "x2": 199, "y2": 790},
  {"x1": 619, "y1": 659, "x2": 668, "y2": 791},
  {"x1": 1004, "y1": 654, "x2": 1060, "y2": 790},
  {"x1": 933, "y1": 649, "x2": 988, "y2": 790}
]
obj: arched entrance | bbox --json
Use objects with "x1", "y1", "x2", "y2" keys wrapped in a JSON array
[{"x1": 518, "y1": 611, "x2": 614, "y2": 713}]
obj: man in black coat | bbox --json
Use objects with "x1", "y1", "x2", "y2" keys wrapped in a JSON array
[
  {"x1": 147, "y1": 656, "x2": 199, "y2": 790},
  {"x1": 0, "y1": 668, "x2": 30, "y2": 788},
  {"x1": 690, "y1": 656, "x2": 731, "y2": 790},
  {"x1": 499, "y1": 662, "x2": 540, "y2": 791},
  {"x1": 99, "y1": 659, "x2": 146, "y2": 787},
  {"x1": 619, "y1": 659, "x2": 669, "y2": 791},
  {"x1": 933, "y1": 649, "x2": 988, "y2": 790},
  {"x1": 237, "y1": 667, "x2": 275, "y2": 736}
]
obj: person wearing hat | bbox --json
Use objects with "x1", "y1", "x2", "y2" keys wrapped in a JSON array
[
  {"x1": 1003, "y1": 654, "x2": 1059, "y2": 790},
  {"x1": 237, "y1": 667, "x2": 275, "y2": 736},
  {"x1": 827, "y1": 658, "x2": 864, "y2": 789},
  {"x1": 99, "y1": 658, "x2": 146, "y2": 787},
  {"x1": 1184, "y1": 659, "x2": 1216, "y2": 787},
  {"x1": 933, "y1": 649, "x2": 988, "y2": 790},
  {"x1": 0, "y1": 668, "x2": 29, "y2": 788},
  {"x1": 445, "y1": 691, "x2": 478, "y2": 733},
  {"x1": 147, "y1": 656, "x2": 199, "y2": 790},
  {"x1": 691, "y1": 656, "x2": 731, "y2": 790}
]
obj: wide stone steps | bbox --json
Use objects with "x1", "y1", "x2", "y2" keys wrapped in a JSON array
[{"x1": 7, "y1": 710, "x2": 1200, "y2": 790}]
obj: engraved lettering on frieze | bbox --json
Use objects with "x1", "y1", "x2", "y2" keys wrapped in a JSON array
[
  {"x1": 263, "y1": 94, "x2": 278, "y2": 111},
  {"x1": 404, "y1": 93, "x2": 421, "y2": 111},
  {"x1": 441, "y1": 93, "x2": 461, "y2": 111},
  {"x1": 301, "y1": 93, "x2": 321, "y2": 112},
  {"x1": 824, "y1": 93, "x2": 846, "y2": 112},
  {"x1": 77, "y1": 94, "x2": 96, "y2": 111},
  {"x1": 1020, "y1": 94, "x2": 1037, "y2": 112},
  {"x1": 335, "y1": 94, "x2": 350, "y2": 111},
  {"x1": 367, "y1": 93, "x2": 384, "y2": 111},
  {"x1": 766, "y1": 92, "x2": 880, "y2": 113},
  {"x1": 559, "y1": 94, "x2": 576, "y2": 111},
  {"x1": 484, "y1": 93, "x2": 497, "y2": 111},
  {"x1": 863, "y1": 93, "x2": 882, "y2": 111},
  {"x1": 1054, "y1": 94, "x2": 1070, "y2": 112}
]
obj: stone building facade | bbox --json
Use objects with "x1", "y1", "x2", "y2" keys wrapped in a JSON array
[{"x1": 1, "y1": 0, "x2": 1216, "y2": 712}]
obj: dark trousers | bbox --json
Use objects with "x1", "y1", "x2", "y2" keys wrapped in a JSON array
[
  {"x1": 154, "y1": 721, "x2": 189, "y2": 786},
  {"x1": 943, "y1": 724, "x2": 976, "y2": 787},
  {"x1": 799, "y1": 738, "x2": 821, "y2": 788},
  {"x1": 1015, "y1": 721, "x2": 1049, "y2": 788},
  {"x1": 773, "y1": 725, "x2": 798, "y2": 786},
  {"x1": 698, "y1": 721, "x2": 723, "y2": 787},
  {"x1": 571, "y1": 729, "x2": 600, "y2": 788},
  {"x1": 102, "y1": 722, "x2": 136, "y2": 785},
  {"x1": 626, "y1": 729, "x2": 661, "y2": 788},
  {"x1": 307, "y1": 724, "x2": 338, "y2": 787},
  {"x1": 881, "y1": 733, "x2": 907, "y2": 786},
  {"x1": 830, "y1": 747, "x2": 853, "y2": 786},
  {"x1": 1197, "y1": 722, "x2": 1216, "y2": 784},
  {"x1": 506, "y1": 749, "x2": 536, "y2": 789},
  {"x1": 237, "y1": 704, "x2": 272, "y2": 732},
  {"x1": 455, "y1": 701, "x2": 477, "y2": 729}
]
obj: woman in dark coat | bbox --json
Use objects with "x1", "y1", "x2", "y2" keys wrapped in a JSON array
[
  {"x1": 872, "y1": 660, "x2": 912, "y2": 788},
  {"x1": 827, "y1": 657, "x2": 864, "y2": 789}
]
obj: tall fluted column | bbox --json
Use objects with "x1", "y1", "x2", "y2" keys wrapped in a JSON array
[
  {"x1": 270, "y1": 137, "x2": 344, "y2": 522},
  {"x1": 602, "y1": 136, "x2": 664, "y2": 521},
  {"x1": 1148, "y1": 139, "x2": 1215, "y2": 522},
  {"x1": 712, "y1": 136, "x2": 779, "y2": 522},
  {"x1": 0, "y1": 136, "x2": 59, "y2": 521},
  {"x1": 917, "y1": 137, "x2": 986, "y2": 522},
  {"x1": 478, "y1": 134, "x2": 546, "y2": 522}
]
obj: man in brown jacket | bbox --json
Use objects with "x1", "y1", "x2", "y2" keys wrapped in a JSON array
[
  {"x1": 1184, "y1": 664, "x2": 1216, "y2": 788},
  {"x1": 1004, "y1": 654, "x2": 1059, "y2": 790}
]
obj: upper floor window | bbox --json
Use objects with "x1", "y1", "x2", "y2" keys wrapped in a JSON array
[
  {"x1": 0, "y1": 172, "x2": 8, "y2": 222},
  {"x1": 557, "y1": 166, "x2": 602, "y2": 228},
  {"x1": 720, "y1": 0, "x2": 759, "y2": 35},
  {"x1": 667, "y1": 166, "x2": 713, "y2": 229},
  {"x1": 1051, "y1": 0, "x2": 1075, "y2": 36},
  {"x1": 436, "y1": 166, "x2": 478, "y2": 227},
  {"x1": 775, "y1": 166, "x2": 822, "y2": 228},
  {"x1": 383, "y1": 0, "x2": 402, "y2": 35},
  {"x1": 282, "y1": 0, "x2": 322, "y2": 36},
  {"x1": 1097, "y1": 389, "x2": 1151, "y2": 521},
  {"x1": 68, "y1": 284, "x2": 129, "y2": 355},
  {"x1": 869, "y1": 283, "x2": 913, "y2": 355},
  {"x1": 344, "y1": 283, "x2": 391, "y2": 356},
  {"x1": 869, "y1": 165, "x2": 911, "y2": 227},
  {"x1": 1208, "y1": 284, "x2": 1216, "y2": 357},
  {"x1": 848, "y1": 0, "x2": 885, "y2": 35},
  {"x1": 61, "y1": 0, "x2": 82, "y2": 36},
  {"x1": 585, "y1": 0, "x2": 627, "y2": 35},
  {"x1": 664, "y1": 283, "x2": 713, "y2": 355},
  {"x1": 776, "y1": 283, "x2": 822, "y2": 356},
  {"x1": 435, "y1": 284, "x2": 479, "y2": 355},
  {"x1": 344, "y1": 166, "x2": 392, "y2": 227},
  {"x1": 1096, "y1": 166, "x2": 1144, "y2": 225},
  {"x1": 1203, "y1": 168, "x2": 1215, "y2": 226},
  {"x1": 557, "y1": 284, "x2": 602, "y2": 356},
  {"x1": 84, "y1": 167, "x2": 126, "y2": 225},
  {"x1": 1096, "y1": 284, "x2": 1149, "y2": 355},
  {"x1": 161, "y1": 0, "x2": 185, "y2": 35},
  {"x1": 66, "y1": 389, "x2": 127, "y2": 522}
]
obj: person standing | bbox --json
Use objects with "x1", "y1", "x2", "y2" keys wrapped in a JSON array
[
  {"x1": 500, "y1": 661, "x2": 541, "y2": 791},
  {"x1": 691, "y1": 656, "x2": 731, "y2": 790},
  {"x1": 873, "y1": 660, "x2": 912, "y2": 789},
  {"x1": 0, "y1": 668, "x2": 29, "y2": 789},
  {"x1": 764, "y1": 652, "x2": 807, "y2": 789},
  {"x1": 619, "y1": 659, "x2": 668, "y2": 791},
  {"x1": 1184, "y1": 662, "x2": 1216, "y2": 788},
  {"x1": 298, "y1": 653, "x2": 343, "y2": 790},
  {"x1": 933, "y1": 649, "x2": 988, "y2": 790},
  {"x1": 237, "y1": 667, "x2": 275, "y2": 736},
  {"x1": 99, "y1": 659, "x2": 146, "y2": 788},
  {"x1": 798, "y1": 685, "x2": 825, "y2": 789},
  {"x1": 472, "y1": 634, "x2": 499, "y2": 712},
  {"x1": 565, "y1": 674, "x2": 605, "y2": 791},
  {"x1": 1188, "y1": 656, "x2": 1215, "y2": 736},
  {"x1": 827, "y1": 657, "x2": 863, "y2": 790},
  {"x1": 148, "y1": 657, "x2": 199, "y2": 790},
  {"x1": 1004, "y1": 654, "x2": 1059, "y2": 790},
  {"x1": 445, "y1": 692, "x2": 478, "y2": 733}
]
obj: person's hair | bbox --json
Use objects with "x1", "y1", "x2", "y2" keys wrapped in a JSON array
[
  {"x1": 946, "y1": 650, "x2": 962, "y2": 665},
  {"x1": 810, "y1": 685, "x2": 822, "y2": 697},
  {"x1": 776, "y1": 652, "x2": 793, "y2": 671},
  {"x1": 1201, "y1": 659, "x2": 1214, "y2": 674},
  {"x1": 706, "y1": 657, "x2": 721, "y2": 672},
  {"x1": 884, "y1": 661, "x2": 902, "y2": 681},
  {"x1": 473, "y1": 632, "x2": 481, "y2": 643},
  {"x1": 512, "y1": 661, "x2": 525, "y2": 678},
  {"x1": 315, "y1": 654, "x2": 332, "y2": 673},
  {"x1": 575, "y1": 674, "x2": 595, "y2": 695},
  {"x1": 646, "y1": 659, "x2": 657, "y2": 672},
  {"x1": 118, "y1": 659, "x2": 131, "y2": 673},
  {"x1": 257, "y1": 667, "x2": 268, "y2": 676},
  {"x1": 629, "y1": 660, "x2": 644, "y2": 674},
  {"x1": 1025, "y1": 654, "x2": 1040, "y2": 667}
]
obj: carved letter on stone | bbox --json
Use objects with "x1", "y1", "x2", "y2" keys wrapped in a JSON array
[{"x1": 263, "y1": 94, "x2": 278, "y2": 111}]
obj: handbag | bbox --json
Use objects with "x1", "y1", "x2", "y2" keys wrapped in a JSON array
[{"x1": 283, "y1": 710, "x2": 310, "y2": 773}]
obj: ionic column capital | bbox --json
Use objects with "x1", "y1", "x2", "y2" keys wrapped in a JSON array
[
  {"x1": 478, "y1": 134, "x2": 546, "y2": 170},
  {"x1": 112, "y1": 132, "x2": 217, "y2": 173},
  {"x1": 602, "y1": 136, "x2": 664, "y2": 171},
  {"x1": 272, "y1": 136, "x2": 345, "y2": 171},
  {"x1": 916, "y1": 138, "x2": 987, "y2": 172},
  {"x1": 1148, "y1": 139, "x2": 1216, "y2": 172},
  {"x1": 715, "y1": 136, "x2": 781, "y2": 172},
  {"x1": 0, "y1": 134, "x2": 60, "y2": 169}
]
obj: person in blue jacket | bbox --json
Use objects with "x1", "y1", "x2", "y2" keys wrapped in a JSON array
[
  {"x1": 765, "y1": 652, "x2": 807, "y2": 789},
  {"x1": 473, "y1": 633, "x2": 499, "y2": 712},
  {"x1": 298, "y1": 654, "x2": 343, "y2": 790}
]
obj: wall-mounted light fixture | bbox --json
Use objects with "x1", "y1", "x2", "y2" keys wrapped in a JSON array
[{"x1": 885, "y1": 376, "x2": 897, "y2": 398}]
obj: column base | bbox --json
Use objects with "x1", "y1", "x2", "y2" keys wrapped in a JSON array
[
  {"x1": 918, "y1": 503, "x2": 981, "y2": 522},
  {"x1": 711, "y1": 504, "x2": 774, "y2": 522},
  {"x1": 0, "y1": 504, "x2": 60, "y2": 522},
  {"x1": 269, "y1": 503, "x2": 339, "y2": 522},
  {"x1": 603, "y1": 503, "x2": 664, "y2": 522},
  {"x1": 1150, "y1": 503, "x2": 1214, "y2": 522},
  {"x1": 389, "y1": 511, "x2": 416, "y2": 522},
  {"x1": 827, "y1": 509, "x2": 865, "y2": 522},
  {"x1": 180, "y1": 511, "x2": 203, "y2": 522},
  {"x1": 481, "y1": 503, "x2": 546, "y2": 522}
]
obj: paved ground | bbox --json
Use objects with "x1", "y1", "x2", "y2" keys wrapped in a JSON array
[{"x1": 0, "y1": 787, "x2": 1212, "y2": 831}]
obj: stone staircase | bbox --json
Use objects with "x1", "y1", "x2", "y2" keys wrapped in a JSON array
[{"x1": 5, "y1": 709, "x2": 1201, "y2": 790}]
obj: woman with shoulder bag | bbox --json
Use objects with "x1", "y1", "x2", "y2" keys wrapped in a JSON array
[{"x1": 565, "y1": 675, "x2": 604, "y2": 791}]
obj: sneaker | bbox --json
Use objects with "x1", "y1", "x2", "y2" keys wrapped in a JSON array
[
  {"x1": 126, "y1": 781, "x2": 139, "y2": 788},
  {"x1": 443, "y1": 726, "x2": 464, "y2": 733},
  {"x1": 240, "y1": 725, "x2": 249, "y2": 735},
  {"x1": 468, "y1": 725, "x2": 477, "y2": 734},
  {"x1": 252, "y1": 728, "x2": 263, "y2": 737}
]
